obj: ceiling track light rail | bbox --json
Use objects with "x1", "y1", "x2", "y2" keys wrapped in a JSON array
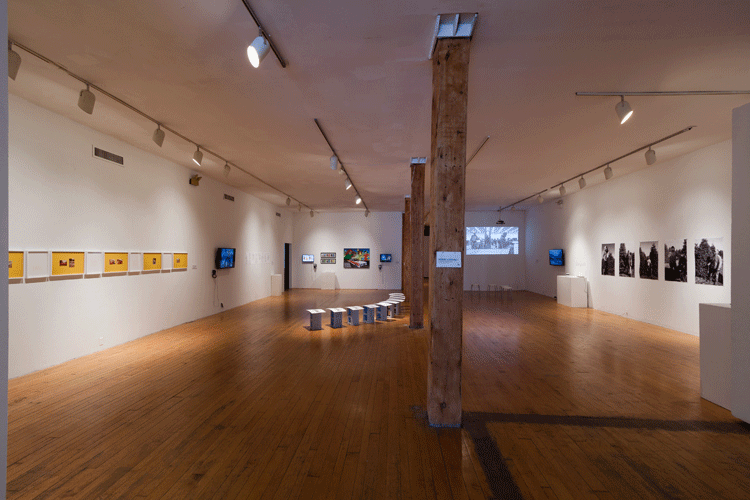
[
  {"x1": 313, "y1": 118, "x2": 370, "y2": 213},
  {"x1": 576, "y1": 91, "x2": 750, "y2": 97},
  {"x1": 467, "y1": 135, "x2": 490, "y2": 166},
  {"x1": 240, "y1": 0, "x2": 287, "y2": 68},
  {"x1": 498, "y1": 126, "x2": 695, "y2": 211},
  {"x1": 9, "y1": 39, "x2": 310, "y2": 213}
]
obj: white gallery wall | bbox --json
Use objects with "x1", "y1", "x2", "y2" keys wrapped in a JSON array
[
  {"x1": 8, "y1": 95, "x2": 292, "y2": 378},
  {"x1": 463, "y1": 211, "x2": 526, "y2": 291},
  {"x1": 525, "y1": 139, "x2": 731, "y2": 335},
  {"x1": 291, "y1": 211, "x2": 402, "y2": 290},
  {"x1": 731, "y1": 102, "x2": 750, "y2": 423}
]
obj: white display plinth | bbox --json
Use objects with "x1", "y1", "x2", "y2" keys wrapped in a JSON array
[
  {"x1": 700, "y1": 303, "x2": 732, "y2": 410},
  {"x1": 271, "y1": 274, "x2": 283, "y2": 296},
  {"x1": 556, "y1": 275, "x2": 587, "y2": 308}
]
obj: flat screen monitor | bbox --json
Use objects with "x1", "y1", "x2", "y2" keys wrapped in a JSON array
[
  {"x1": 302, "y1": 254, "x2": 314, "y2": 263},
  {"x1": 380, "y1": 254, "x2": 392, "y2": 262},
  {"x1": 215, "y1": 248, "x2": 236, "y2": 269},
  {"x1": 549, "y1": 249, "x2": 564, "y2": 266}
]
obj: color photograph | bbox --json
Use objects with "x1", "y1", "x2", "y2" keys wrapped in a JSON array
[{"x1": 343, "y1": 248, "x2": 370, "y2": 268}]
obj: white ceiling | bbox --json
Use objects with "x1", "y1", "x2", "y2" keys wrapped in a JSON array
[{"x1": 8, "y1": 0, "x2": 750, "y2": 213}]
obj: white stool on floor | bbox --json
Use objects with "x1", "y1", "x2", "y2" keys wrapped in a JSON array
[
  {"x1": 470, "y1": 283, "x2": 481, "y2": 292},
  {"x1": 376, "y1": 302, "x2": 391, "y2": 321},
  {"x1": 488, "y1": 284, "x2": 499, "y2": 292},
  {"x1": 500, "y1": 285, "x2": 513, "y2": 298},
  {"x1": 328, "y1": 308, "x2": 346, "y2": 328},
  {"x1": 363, "y1": 304, "x2": 377, "y2": 323},
  {"x1": 347, "y1": 306, "x2": 363, "y2": 325},
  {"x1": 307, "y1": 309, "x2": 326, "y2": 330}
]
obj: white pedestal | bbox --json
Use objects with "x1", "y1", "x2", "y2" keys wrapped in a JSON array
[
  {"x1": 271, "y1": 274, "x2": 283, "y2": 296},
  {"x1": 700, "y1": 303, "x2": 732, "y2": 410},
  {"x1": 556, "y1": 275, "x2": 587, "y2": 308},
  {"x1": 319, "y1": 272, "x2": 336, "y2": 290}
]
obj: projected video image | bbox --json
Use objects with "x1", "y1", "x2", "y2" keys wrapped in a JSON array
[
  {"x1": 216, "y1": 248, "x2": 235, "y2": 269},
  {"x1": 466, "y1": 227, "x2": 519, "y2": 255}
]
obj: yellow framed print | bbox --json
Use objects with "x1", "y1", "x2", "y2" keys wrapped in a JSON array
[
  {"x1": 9, "y1": 251, "x2": 23, "y2": 279},
  {"x1": 143, "y1": 252, "x2": 161, "y2": 271},
  {"x1": 51, "y1": 251, "x2": 85, "y2": 276},
  {"x1": 174, "y1": 253, "x2": 188, "y2": 270},
  {"x1": 105, "y1": 252, "x2": 129, "y2": 273}
]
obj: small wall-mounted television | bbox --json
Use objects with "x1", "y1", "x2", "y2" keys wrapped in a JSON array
[
  {"x1": 380, "y1": 254, "x2": 392, "y2": 262},
  {"x1": 215, "y1": 248, "x2": 236, "y2": 269},
  {"x1": 549, "y1": 249, "x2": 564, "y2": 266},
  {"x1": 302, "y1": 254, "x2": 314, "y2": 263}
]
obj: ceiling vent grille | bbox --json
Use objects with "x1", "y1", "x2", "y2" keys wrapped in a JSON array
[
  {"x1": 224, "y1": 194, "x2": 235, "y2": 202},
  {"x1": 92, "y1": 146, "x2": 124, "y2": 166}
]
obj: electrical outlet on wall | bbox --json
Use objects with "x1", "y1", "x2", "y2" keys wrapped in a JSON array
[
  {"x1": 192, "y1": 264, "x2": 197, "y2": 269},
  {"x1": 99, "y1": 337, "x2": 104, "y2": 346}
]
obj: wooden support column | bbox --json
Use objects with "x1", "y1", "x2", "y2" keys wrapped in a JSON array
[
  {"x1": 402, "y1": 197, "x2": 411, "y2": 302},
  {"x1": 410, "y1": 161, "x2": 425, "y2": 329},
  {"x1": 428, "y1": 37, "x2": 470, "y2": 427}
]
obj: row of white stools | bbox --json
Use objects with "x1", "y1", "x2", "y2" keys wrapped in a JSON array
[{"x1": 307, "y1": 293, "x2": 405, "y2": 330}]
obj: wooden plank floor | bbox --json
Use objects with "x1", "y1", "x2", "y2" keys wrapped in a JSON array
[{"x1": 7, "y1": 289, "x2": 750, "y2": 499}]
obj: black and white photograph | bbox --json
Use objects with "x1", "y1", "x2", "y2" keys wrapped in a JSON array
[
  {"x1": 601, "y1": 244, "x2": 615, "y2": 276},
  {"x1": 619, "y1": 243, "x2": 635, "y2": 277},
  {"x1": 695, "y1": 237, "x2": 724, "y2": 286},
  {"x1": 664, "y1": 239, "x2": 688, "y2": 282},
  {"x1": 639, "y1": 241, "x2": 659, "y2": 280},
  {"x1": 466, "y1": 226, "x2": 519, "y2": 255}
]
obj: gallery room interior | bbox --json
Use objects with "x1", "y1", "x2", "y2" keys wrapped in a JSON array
[{"x1": 3, "y1": 0, "x2": 750, "y2": 498}]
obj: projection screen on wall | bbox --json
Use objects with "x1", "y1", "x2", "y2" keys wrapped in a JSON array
[{"x1": 465, "y1": 227, "x2": 519, "y2": 255}]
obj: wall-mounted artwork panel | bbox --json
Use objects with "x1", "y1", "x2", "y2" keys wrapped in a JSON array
[
  {"x1": 695, "y1": 237, "x2": 724, "y2": 286},
  {"x1": 143, "y1": 253, "x2": 161, "y2": 272},
  {"x1": 51, "y1": 251, "x2": 85, "y2": 277},
  {"x1": 343, "y1": 248, "x2": 370, "y2": 269},
  {"x1": 26, "y1": 251, "x2": 49, "y2": 279},
  {"x1": 601, "y1": 244, "x2": 615, "y2": 276},
  {"x1": 639, "y1": 241, "x2": 659, "y2": 280},
  {"x1": 9, "y1": 251, "x2": 24, "y2": 280},
  {"x1": 86, "y1": 251, "x2": 104, "y2": 276},
  {"x1": 174, "y1": 253, "x2": 188, "y2": 270},
  {"x1": 664, "y1": 239, "x2": 687, "y2": 283},
  {"x1": 105, "y1": 252, "x2": 129, "y2": 274},
  {"x1": 129, "y1": 252, "x2": 142, "y2": 273},
  {"x1": 618, "y1": 243, "x2": 635, "y2": 278},
  {"x1": 161, "y1": 253, "x2": 173, "y2": 271}
]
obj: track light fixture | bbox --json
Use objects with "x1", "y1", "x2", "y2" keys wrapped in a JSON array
[
  {"x1": 559, "y1": 185, "x2": 566, "y2": 197},
  {"x1": 224, "y1": 163, "x2": 231, "y2": 177},
  {"x1": 152, "y1": 124, "x2": 165, "y2": 147},
  {"x1": 345, "y1": 179, "x2": 352, "y2": 190},
  {"x1": 645, "y1": 147, "x2": 656, "y2": 165},
  {"x1": 8, "y1": 42, "x2": 21, "y2": 80},
  {"x1": 286, "y1": 196, "x2": 291, "y2": 206},
  {"x1": 298, "y1": 203, "x2": 302, "y2": 212},
  {"x1": 330, "y1": 155, "x2": 338, "y2": 171},
  {"x1": 247, "y1": 32, "x2": 270, "y2": 68},
  {"x1": 365, "y1": 209, "x2": 370, "y2": 217},
  {"x1": 355, "y1": 195, "x2": 362, "y2": 205},
  {"x1": 537, "y1": 195, "x2": 544, "y2": 204},
  {"x1": 310, "y1": 210, "x2": 314, "y2": 218},
  {"x1": 193, "y1": 146, "x2": 203, "y2": 166},
  {"x1": 578, "y1": 177, "x2": 586, "y2": 189},
  {"x1": 604, "y1": 164, "x2": 613, "y2": 180},
  {"x1": 78, "y1": 84, "x2": 96, "y2": 114},
  {"x1": 615, "y1": 95, "x2": 633, "y2": 124}
]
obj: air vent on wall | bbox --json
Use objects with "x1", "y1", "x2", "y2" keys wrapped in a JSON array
[
  {"x1": 224, "y1": 194, "x2": 235, "y2": 202},
  {"x1": 92, "y1": 146, "x2": 124, "y2": 166}
]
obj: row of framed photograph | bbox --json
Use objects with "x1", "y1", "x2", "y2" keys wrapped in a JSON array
[
  {"x1": 601, "y1": 237, "x2": 724, "y2": 286},
  {"x1": 9, "y1": 251, "x2": 188, "y2": 280}
]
